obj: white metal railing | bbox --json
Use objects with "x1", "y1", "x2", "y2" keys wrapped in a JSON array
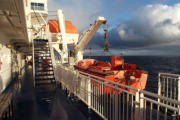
[
  {"x1": 54, "y1": 65, "x2": 180, "y2": 120},
  {"x1": 47, "y1": 23, "x2": 57, "y2": 82},
  {"x1": 158, "y1": 73, "x2": 180, "y2": 108},
  {"x1": 48, "y1": 40, "x2": 57, "y2": 83}
]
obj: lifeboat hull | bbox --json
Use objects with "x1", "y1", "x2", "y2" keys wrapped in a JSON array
[{"x1": 74, "y1": 55, "x2": 148, "y2": 94}]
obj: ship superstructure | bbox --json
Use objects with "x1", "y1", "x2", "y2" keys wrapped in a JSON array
[
  {"x1": 0, "y1": 0, "x2": 180, "y2": 120},
  {"x1": 0, "y1": 0, "x2": 48, "y2": 92}
]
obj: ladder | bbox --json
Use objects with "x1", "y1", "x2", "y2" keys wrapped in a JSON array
[{"x1": 33, "y1": 39, "x2": 56, "y2": 102}]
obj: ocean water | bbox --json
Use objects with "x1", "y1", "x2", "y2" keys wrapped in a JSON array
[{"x1": 84, "y1": 56, "x2": 180, "y2": 93}]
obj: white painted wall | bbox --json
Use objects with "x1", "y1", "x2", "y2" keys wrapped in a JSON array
[
  {"x1": 0, "y1": 44, "x2": 24, "y2": 93},
  {"x1": 0, "y1": 45, "x2": 12, "y2": 93}
]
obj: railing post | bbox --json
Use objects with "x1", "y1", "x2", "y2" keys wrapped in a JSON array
[
  {"x1": 135, "y1": 90, "x2": 140, "y2": 120},
  {"x1": 178, "y1": 77, "x2": 180, "y2": 102},
  {"x1": 178, "y1": 77, "x2": 180, "y2": 116},
  {"x1": 135, "y1": 90, "x2": 144, "y2": 120},
  {"x1": 139, "y1": 92, "x2": 144, "y2": 120},
  {"x1": 87, "y1": 75, "x2": 92, "y2": 119},
  {"x1": 114, "y1": 84, "x2": 118, "y2": 120},
  {"x1": 87, "y1": 76, "x2": 91, "y2": 108},
  {"x1": 158, "y1": 73, "x2": 161, "y2": 102}
]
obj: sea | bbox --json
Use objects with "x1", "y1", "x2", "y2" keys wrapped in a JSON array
[{"x1": 84, "y1": 56, "x2": 180, "y2": 93}]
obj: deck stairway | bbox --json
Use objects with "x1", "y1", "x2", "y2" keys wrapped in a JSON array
[{"x1": 33, "y1": 39, "x2": 56, "y2": 103}]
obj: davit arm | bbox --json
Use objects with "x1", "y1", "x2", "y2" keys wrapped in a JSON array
[{"x1": 74, "y1": 16, "x2": 107, "y2": 63}]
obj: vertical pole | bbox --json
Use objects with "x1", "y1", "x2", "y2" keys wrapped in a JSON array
[
  {"x1": 87, "y1": 76, "x2": 92, "y2": 118},
  {"x1": 178, "y1": 77, "x2": 180, "y2": 101},
  {"x1": 158, "y1": 73, "x2": 161, "y2": 102},
  {"x1": 114, "y1": 85, "x2": 118, "y2": 120},
  {"x1": 139, "y1": 92, "x2": 144, "y2": 120},
  {"x1": 178, "y1": 77, "x2": 180, "y2": 116},
  {"x1": 88, "y1": 76, "x2": 91, "y2": 107},
  {"x1": 135, "y1": 90, "x2": 140, "y2": 120},
  {"x1": 57, "y1": 9, "x2": 68, "y2": 63}
]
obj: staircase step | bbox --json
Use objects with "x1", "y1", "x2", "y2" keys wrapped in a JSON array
[
  {"x1": 34, "y1": 39, "x2": 48, "y2": 42},
  {"x1": 35, "y1": 61, "x2": 52, "y2": 65},
  {"x1": 34, "y1": 49, "x2": 50, "y2": 52},
  {"x1": 35, "y1": 63, "x2": 52, "y2": 66},
  {"x1": 34, "y1": 46, "x2": 49, "y2": 48},
  {"x1": 35, "y1": 78, "x2": 55, "y2": 81},
  {"x1": 35, "y1": 58, "x2": 51, "y2": 61},
  {"x1": 35, "y1": 77, "x2": 54, "y2": 79},
  {"x1": 35, "y1": 69, "x2": 53, "y2": 71},
  {"x1": 35, "y1": 65, "x2": 53, "y2": 68},
  {"x1": 35, "y1": 64, "x2": 53, "y2": 67},
  {"x1": 35, "y1": 58, "x2": 51, "y2": 60},
  {"x1": 34, "y1": 45, "x2": 48, "y2": 48},
  {"x1": 34, "y1": 51, "x2": 50, "y2": 54},
  {"x1": 34, "y1": 51, "x2": 50, "y2": 53},
  {"x1": 34, "y1": 54, "x2": 51, "y2": 57},
  {"x1": 34, "y1": 44, "x2": 48, "y2": 47},
  {"x1": 36, "y1": 69, "x2": 54, "y2": 72},
  {"x1": 35, "y1": 56, "x2": 51, "y2": 58},
  {"x1": 34, "y1": 47, "x2": 49, "y2": 49},
  {"x1": 35, "y1": 58, "x2": 52, "y2": 61},
  {"x1": 35, "y1": 64, "x2": 52, "y2": 67},
  {"x1": 35, "y1": 59, "x2": 52, "y2": 62},
  {"x1": 35, "y1": 73, "x2": 54, "y2": 76}
]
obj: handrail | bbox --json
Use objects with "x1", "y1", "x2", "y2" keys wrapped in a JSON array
[
  {"x1": 141, "y1": 96, "x2": 179, "y2": 112},
  {"x1": 141, "y1": 90, "x2": 180, "y2": 105},
  {"x1": 79, "y1": 71, "x2": 138, "y2": 91},
  {"x1": 55, "y1": 65, "x2": 180, "y2": 120},
  {"x1": 159, "y1": 72, "x2": 180, "y2": 77},
  {"x1": 32, "y1": 40, "x2": 35, "y2": 87},
  {"x1": 47, "y1": 25, "x2": 57, "y2": 82}
]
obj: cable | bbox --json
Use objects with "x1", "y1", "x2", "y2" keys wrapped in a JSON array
[
  {"x1": 32, "y1": 7, "x2": 47, "y2": 38},
  {"x1": 32, "y1": 8, "x2": 41, "y2": 25}
]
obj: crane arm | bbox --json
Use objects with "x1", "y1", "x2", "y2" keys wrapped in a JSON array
[
  {"x1": 75, "y1": 16, "x2": 106, "y2": 51},
  {"x1": 74, "y1": 16, "x2": 106, "y2": 62}
]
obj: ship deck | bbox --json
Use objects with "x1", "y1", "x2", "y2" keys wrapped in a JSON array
[
  {"x1": 15, "y1": 66, "x2": 101, "y2": 120},
  {"x1": 1, "y1": 64, "x2": 180, "y2": 120}
]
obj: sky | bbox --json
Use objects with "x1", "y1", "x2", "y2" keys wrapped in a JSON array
[{"x1": 48, "y1": 0, "x2": 180, "y2": 56}]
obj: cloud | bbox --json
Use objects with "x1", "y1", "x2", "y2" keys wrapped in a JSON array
[
  {"x1": 48, "y1": 0, "x2": 103, "y2": 32},
  {"x1": 88, "y1": 4, "x2": 180, "y2": 51},
  {"x1": 111, "y1": 3, "x2": 180, "y2": 48}
]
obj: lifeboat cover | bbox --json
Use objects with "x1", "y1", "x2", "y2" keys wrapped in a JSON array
[{"x1": 48, "y1": 20, "x2": 78, "y2": 34}]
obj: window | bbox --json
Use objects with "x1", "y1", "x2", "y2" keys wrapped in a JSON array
[{"x1": 31, "y1": 2, "x2": 44, "y2": 11}]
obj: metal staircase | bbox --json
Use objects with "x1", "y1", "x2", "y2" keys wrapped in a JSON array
[{"x1": 33, "y1": 39, "x2": 56, "y2": 102}]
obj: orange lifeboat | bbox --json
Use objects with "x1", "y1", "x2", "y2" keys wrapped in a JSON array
[{"x1": 74, "y1": 55, "x2": 148, "y2": 93}]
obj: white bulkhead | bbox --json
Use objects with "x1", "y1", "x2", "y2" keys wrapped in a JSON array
[{"x1": 0, "y1": 45, "x2": 25, "y2": 93}]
